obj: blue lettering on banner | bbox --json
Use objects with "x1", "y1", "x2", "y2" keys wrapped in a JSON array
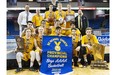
[
  {"x1": 97, "y1": 35, "x2": 109, "y2": 46},
  {"x1": 40, "y1": 36, "x2": 72, "y2": 75}
]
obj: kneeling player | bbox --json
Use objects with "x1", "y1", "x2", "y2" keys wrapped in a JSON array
[{"x1": 76, "y1": 27, "x2": 99, "y2": 67}]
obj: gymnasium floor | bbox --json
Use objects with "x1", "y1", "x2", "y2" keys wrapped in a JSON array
[{"x1": 7, "y1": 65, "x2": 110, "y2": 75}]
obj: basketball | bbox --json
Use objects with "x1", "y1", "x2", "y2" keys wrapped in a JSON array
[{"x1": 48, "y1": 17, "x2": 54, "y2": 22}]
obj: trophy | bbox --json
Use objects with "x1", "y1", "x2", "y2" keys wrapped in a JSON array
[
  {"x1": 15, "y1": 36, "x2": 25, "y2": 52},
  {"x1": 59, "y1": 17, "x2": 64, "y2": 24},
  {"x1": 65, "y1": 15, "x2": 75, "y2": 22},
  {"x1": 90, "y1": 43, "x2": 109, "y2": 69}
]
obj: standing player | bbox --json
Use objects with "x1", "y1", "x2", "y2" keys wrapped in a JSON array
[
  {"x1": 55, "y1": 3, "x2": 66, "y2": 28},
  {"x1": 51, "y1": 0, "x2": 58, "y2": 11},
  {"x1": 65, "y1": 4, "x2": 75, "y2": 28},
  {"x1": 44, "y1": 5, "x2": 55, "y2": 28},
  {"x1": 32, "y1": 9, "x2": 43, "y2": 28}
]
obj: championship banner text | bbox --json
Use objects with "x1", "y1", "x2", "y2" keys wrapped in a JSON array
[{"x1": 40, "y1": 36, "x2": 72, "y2": 75}]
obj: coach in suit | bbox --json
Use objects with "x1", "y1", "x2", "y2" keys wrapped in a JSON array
[
  {"x1": 75, "y1": 9, "x2": 89, "y2": 36},
  {"x1": 17, "y1": 4, "x2": 32, "y2": 36}
]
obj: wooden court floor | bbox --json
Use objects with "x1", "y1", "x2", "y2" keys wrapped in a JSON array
[{"x1": 7, "y1": 65, "x2": 110, "y2": 75}]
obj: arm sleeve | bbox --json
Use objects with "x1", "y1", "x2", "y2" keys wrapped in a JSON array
[
  {"x1": 17, "y1": 12, "x2": 22, "y2": 25},
  {"x1": 32, "y1": 15, "x2": 35, "y2": 25},
  {"x1": 84, "y1": 16, "x2": 89, "y2": 27},
  {"x1": 93, "y1": 35, "x2": 99, "y2": 43}
]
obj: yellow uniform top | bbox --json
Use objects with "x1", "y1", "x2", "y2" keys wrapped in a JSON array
[
  {"x1": 70, "y1": 35, "x2": 79, "y2": 56},
  {"x1": 51, "y1": 27, "x2": 56, "y2": 35},
  {"x1": 44, "y1": 11, "x2": 55, "y2": 27},
  {"x1": 65, "y1": 28, "x2": 81, "y2": 36},
  {"x1": 65, "y1": 11, "x2": 75, "y2": 28},
  {"x1": 32, "y1": 14, "x2": 43, "y2": 27},
  {"x1": 34, "y1": 35, "x2": 42, "y2": 49},
  {"x1": 22, "y1": 36, "x2": 35, "y2": 52},
  {"x1": 55, "y1": 10, "x2": 66, "y2": 27},
  {"x1": 72, "y1": 35, "x2": 80, "y2": 43},
  {"x1": 44, "y1": 11, "x2": 55, "y2": 19},
  {"x1": 82, "y1": 35, "x2": 99, "y2": 45},
  {"x1": 55, "y1": 10, "x2": 66, "y2": 20},
  {"x1": 82, "y1": 34, "x2": 99, "y2": 54},
  {"x1": 66, "y1": 11, "x2": 75, "y2": 16}
]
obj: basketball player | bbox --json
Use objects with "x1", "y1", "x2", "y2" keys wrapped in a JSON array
[
  {"x1": 44, "y1": 5, "x2": 55, "y2": 28},
  {"x1": 32, "y1": 9, "x2": 43, "y2": 28},
  {"x1": 65, "y1": 22, "x2": 81, "y2": 36},
  {"x1": 65, "y1": 4, "x2": 75, "y2": 28},
  {"x1": 51, "y1": 26, "x2": 62, "y2": 36},
  {"x1": 81, "y1": 27, "x2": 99, "y2": 65},
  {"x1": 69, "y1": 28, "x2": 81, "y2": 67},
  {"x1": 15, "y1": 28, "x2": 37, "y2": 72},
  {"x1": 34, "y1": 26, "x2": 45, "y2": 71},
  {"x1": 21, "y1": 21, "x2": 35, "y2": 37},
  {"x1": 55, "y1": 3, "x2": 66, "y2": 27},
  {"x1": 50, "y1": 20, "x2": 66, "y2": 36},
  {"x1": 39, "y1": 20, "x2": 51, "y2": 35}
]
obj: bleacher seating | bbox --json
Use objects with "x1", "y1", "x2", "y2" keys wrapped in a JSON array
[
  {"x1": 7, "y1": 19, "x2": 19, "y2": 35},
  {"x1": 89, "y1": 17, "x2": 109, "y2": 29}
]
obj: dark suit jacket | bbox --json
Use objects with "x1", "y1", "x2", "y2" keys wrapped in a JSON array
[{"x1": 75, "y1": 15, "x2": 89, "y2": 29}]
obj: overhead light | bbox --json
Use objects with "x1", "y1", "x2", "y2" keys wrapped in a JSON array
[
  {"x1": 28, "y1": 0, "x2": 33, "y2": 1},
  {"x1": 103, "y1": 0, "x2": 107, "y2": 2}
]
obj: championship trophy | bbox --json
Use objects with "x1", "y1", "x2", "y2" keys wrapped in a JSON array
[
  {"x1": 15, "y1": 36, "x2": 25, "y2": 52},
  {"x1": 59, "y1": 17, "x2": 64, "y2": 24},
  {"x1": 65, "y1": 15, "x2": 75, "y2": 22},
  {"x1": 90, "y1": 43, "x2": 109, "y2": 69}
]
